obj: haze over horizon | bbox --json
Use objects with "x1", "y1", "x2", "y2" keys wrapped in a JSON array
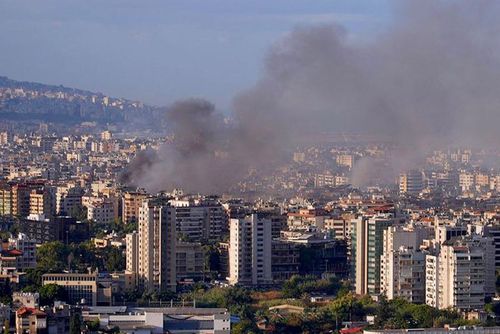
[
  {"x1": 0, "y1": 0, "x2": 391, "y2": 110},
  {"x1": 119, "y1": 0, "x2": 500, "y2": 193},
  {"x1": 3, "y1": 0, "x2": 500, "y2": 194},
  {"x1": 2, "y1": 3, "x2": 500, "y2": 326}
]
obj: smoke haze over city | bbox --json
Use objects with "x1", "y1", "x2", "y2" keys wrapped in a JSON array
[
  {"x1": 123, "y1": 0, "x2": 500, "y2": 193},
  {"x1": 4, "y1": 2, "x2": 500, "y2": 330}
]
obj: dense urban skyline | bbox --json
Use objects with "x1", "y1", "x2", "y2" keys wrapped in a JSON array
[{"x1": 1, "y1": 1, "x2": 500, "y2": 334}]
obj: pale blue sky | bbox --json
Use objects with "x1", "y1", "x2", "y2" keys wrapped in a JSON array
[{"x1": 0, "y1": 0, "x2": 392, "y2": 109}]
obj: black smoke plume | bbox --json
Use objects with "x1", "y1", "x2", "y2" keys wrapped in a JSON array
[{"x1": 125, "y1": 0, "x2": 500, "y2": 192}]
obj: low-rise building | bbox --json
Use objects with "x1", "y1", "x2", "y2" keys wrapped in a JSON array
[
  {"x1": 81, "y1": 306, "x2": 230, "y2": 334},
  {"x1": 42, "y1": 271, "x2": 112, "y2": 306}
]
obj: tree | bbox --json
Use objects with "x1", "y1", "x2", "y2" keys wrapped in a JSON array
[
  {"x1": 122, "y1": 288, "x2": 143, "y2": 302},
  {"x1": 374, "y1": 295, "x2": 392, "y2": 328},
  {"x1": 103, "y1": 247, "x2": 125, "y2": 272},
  {"x1": 70, "y1": 313, "x2": 82, "y2": 334},
  {"x1": 69, "y1": 206, "x2": 87, "y2": 222},
  {"x1": 189, "y1": 286, "x2": 253, "y2": 318},
  {"x1": 232, "y1": 319, "x2": 259, "y2": 334},
  {"x1": 3, "y1": 319, "x2": 9, "y2": 334},
  {"x1": 104, "y1": 326, "x2": 120, "y2": 334},
  {"x1": 204, "y1": 244, "x2": 221, "y2": 273},
  {"x1": 0, "y1": 281, "x2": 12, "y2": 305},
  {"x1": 281, "y1": 275, "x2": 341, "y2": 299},
  {"x1": 85, "y1": 319, "x2": 100, "y2": 332},
  {"x1": 123, "y1": 221, "x2": 137, "y2": 234},
  {"x1": 328, "y1": 293, "x2": 362, "y2": 329},
  {"x1": 0, "y1": 231, "x2": 10, "y2": 242},
  {"x1": 39, "y1": 284, "x2": 67, "y2": 306},
  {"x1": 36, "y1": 241, "x2": 70, "y2": 272},
  {"x1": 9, "y1": 223, "x2": 19, "y2": 236},
  {"x1": 408, "y1": 304, "x2": 438, "y2": 328}
]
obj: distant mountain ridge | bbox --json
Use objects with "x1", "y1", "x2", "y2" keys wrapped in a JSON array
[
  {"x1": 0, "y1": 76, "x2": 101, "y2": 96},
  {"x1": 0, "y1": 76, "x2": 163, "y2": 127}
]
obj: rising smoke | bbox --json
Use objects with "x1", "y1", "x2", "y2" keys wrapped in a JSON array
[{"x1": 123, "y1": 0, "x2": 500, "y2": 192}]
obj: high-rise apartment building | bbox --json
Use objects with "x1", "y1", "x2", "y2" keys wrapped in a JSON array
[
  {"x1": 426, "y1": 235, "x2": 495, "y2": 310},
  {"x1": 425, "y1": 254, "x2": 439, "y2": 308},
  {"x1": 176, "y1": 242, "x2": 205, "y2": 281},
  {"x1": 169, "y1": 198, "x2": 227, "y2": 241},
  {"x1": 86, "y1": 197, "x2": 117, "y2": 224},
  {"x1": 399, "y1": 170, "x2": 424, "y2": 195},
  {"x1": 352, "y1": 215, "x2": 394, "y2": 296},
  {"x1": 125, "y1": 231, "x2": 139, "y2": 288},
  {"x1": 29, "y1": 188, "x2": 55, "y2": 218},
  {"x1": 125, "y1": 231, "x2": 139, "y2": 273},
  {"x1": 484, "y1": 225, "x2": 500, "y2": 269},
  {"x1": 381, "y1": 225, "x2": 431, "y2": 302},
  {"x1": 382, "y1": 246, "x2": 426, "y2": 303},
  {"x1": 12, "y1": 182, "x2": 46, "y2": 217},
  {"x1": 228, "y1": 213, "x2": 273, "y2": 286},
  {"x1": 8, "y1": 233, "x2": 37, "y2": 271},
  {"x1": 122, "y1": 190, "x2": 147, "y2": 224},
  {"x1": 56, "y1": 185, "x2": 84, "y2": 216},
  {"x1": 137, "y1": 197, "x2": 177, "y2": 292},
  {"x1": 0, "y1": 182, "x2": 13, "y2": 216}
]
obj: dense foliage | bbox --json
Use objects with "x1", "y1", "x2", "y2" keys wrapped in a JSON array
[
  {"x1": 22, "y1": 241, "x2": 125, "y2": 292},
  {"x1": 178, "y1": 276, "x2": 490, "y2": 334}
]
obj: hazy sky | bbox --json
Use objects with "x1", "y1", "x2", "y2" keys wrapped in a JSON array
[{"x1": 0, "y1": 0, "x2": 391, "y2": 109}]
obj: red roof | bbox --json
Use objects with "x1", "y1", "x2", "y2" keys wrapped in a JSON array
[
  {"x1": 17, "y1": 307, "x2": 46, "y2": 317},
  {"x1": 340, "y1": 327, "x2": 363, "y2": 334},
  {"x1": 1, "y1": 249, "x2": 23, "y2": 257},
  {"x1": 8, "y1": 249, "x2": 23, "y2": 256}
]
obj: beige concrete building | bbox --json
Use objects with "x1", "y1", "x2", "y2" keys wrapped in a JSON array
[
  {"x1": 426, "y1": 236, "x2": 495, "y2": 310},
  {"x1": 42, "y1": 271, "x2": 107, "y2": 306},
  {"x1": 229, "y1": 214, "x2": 273, "y2": 286},
  {"x1": 86, "y1": 196, "x2": 119, "y2": 224},
  {"x1": 122, "y1": 190, "x2": 147, "y2": 224},
  {"x1": 380, "y1": 225, "x2": 431, "y2": 302},
  {"x1": 176, "y1": 242, "x2": 205, "y2": 281},
  {"x1": 399, "y1": 170, "x2": 424, "y2": 195},
  {"x1": 137, "y1": 197, "x2": 177, "y2": 292}
]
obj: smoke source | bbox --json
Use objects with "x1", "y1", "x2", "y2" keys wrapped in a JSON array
[{"x1": 124, "y1": 0, "x2": 500, "y2": 192}]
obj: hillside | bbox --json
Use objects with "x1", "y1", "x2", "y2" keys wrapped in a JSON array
[{"x1": 0, "y1": 76, "x2": 163, "y2": 127}]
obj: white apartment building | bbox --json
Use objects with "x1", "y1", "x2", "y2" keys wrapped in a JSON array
[
  {"x1": 399, "y1": 170, "x2": 424, "y2": 195},
  {"x1": 125, "y1": 231, "x2": 139, "y2": 273},
  {"x1": 125, "y1": 231, "x2": 139, "y2": 288},
  {"x1": 86, "y1": 197, "x2": 117, "y2": 224},
  {"x1": 381, "y1": 225, "x2": 430, "y2": 302},
  {"x1": 229, "y1": 214, "x2": 272, "y2": 286},
  {"x1": 382, "y1": 246, "x2": 425, "y2": 303},
  {"x1": 425, "y1": 254, "x2": 439, "y2": 308},
  {"x1": 434, "y1": 223, "x2": 467, "y2": 246},
  {"x1": 8, "y1": 233, "x2": 37, "y2": 271},
  {"x1": 426, "y1": 236, "x2": 495, "y2": 310},
  {"x1": 336, "y1": 154, "x2": 354, "y2": 169},
  {"x1": 56, "y1": 185, "x2": 83, "y2": 215},
  {"x1": 169, "y1": 198, "x2": 227, "y2": 241},
  {"x1": 324, "y1": 218, "x2": 351, "y2": 240},
  {"x1": 137, "y1": 197, "x2": 177, "y2": 292},
  {"x1": 459, "y1": 172, "x2": 474, "y2": 193}
]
